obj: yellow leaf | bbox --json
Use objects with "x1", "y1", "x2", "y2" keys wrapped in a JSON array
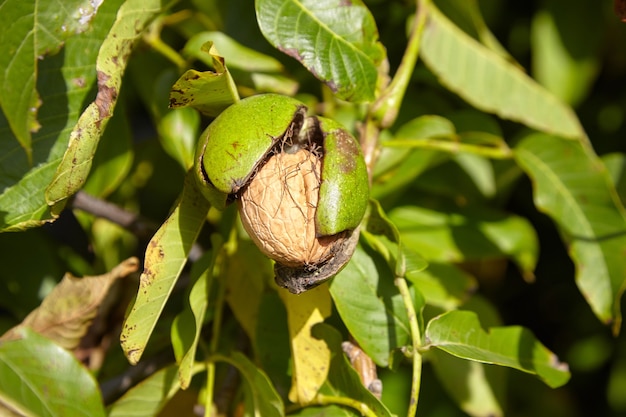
[{"x1": 279, "y1": 284, "x2": 331, "y2": 404}]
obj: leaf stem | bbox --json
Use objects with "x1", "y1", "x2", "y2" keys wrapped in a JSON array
[
  {"x1": 394, "y1": 277, "x2": 422, "y2": 417},
  {"x1": 371, "y1": 0, "x2": 430, "y2": 128},
  {"x1": 384, "y1": 138, "x2": 513, "y2": 159},
  {"x1": 144, "y1": 16, "x2": 187, "y2": 71},
  {"x1": 204, "y1": 243, "x2": 230, "y2": 417},
  {"x1": 310, "y1": 394, "x2": 378, "y2": 417}
]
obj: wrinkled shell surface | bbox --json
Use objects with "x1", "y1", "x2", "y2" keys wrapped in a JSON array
[{"x1": 238, "y1": 149, "x2": 345, "y2": 267}]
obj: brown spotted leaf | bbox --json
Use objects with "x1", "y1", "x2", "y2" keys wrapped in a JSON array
[
  {"x1": 0, "y1": 258, "x2": 139, "y2": 350},
  {"x1": 45, "y1": 0, "x2": 175, "y2": 212},
  {"x1": 120, "y1": 172, "x2": 210, "y2": 365}
]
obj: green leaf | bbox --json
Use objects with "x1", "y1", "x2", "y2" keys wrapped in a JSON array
[
  {"x1": 420, "y1": 4, "x2": 584, "y2": 139},
  {"x1": 254, "y1": 291, "x2": 292, "y2": 396},
  {"x1": 388, "y1": 200, "x2": 539, "y2": 278},
  {"x1": 530, "y1": 1, "x2": 601, "y2": 106},
  {"x1": 428, "y1": 349, "x2": 504, "y2": 417},
  {"x1": 255, "y1": 0, "x2": 386, "y2": 102},
  {"x1": 1, "y1": 258, "x2": 138, "y2": 350},
  {"x1": 170, "y1": 42, "x2": 239, "y2": 117},
  {"x1": 82, "y1": 101, "x2": 134, "y2": 198},
  {"x1": 424, "y1": 310, "x2": 571, "y2": 388},
  {"x1": 312, "y1": 324, "x2": 394, "y2": 417},
  {"x1": 120, "y1": 173, "x2": 210, "y2": 365},
  {"x1": 0, "y1": 327, "x2": 106, "y2": 417},
  {"x1": 183, "y1": 32, "x2": 299, "y2": 96},
  {"x1": 212, "y1": 352, "x2": 284, "y2": 417},
  {"x1": 0, "y1": 0, "x2": 123, "y2": 231},
  {"x1": 171, "y1": 237, "x2": 220, "y2": 389},
  {"x1": 0, "y1": 0, "x2": 103, "y2": 160},
  {"x1": 157, "y1": 107, "x2": 200, "y2": 171},
  {"x1": 603, "y1": 153, "x2": 626, "y2": 205},
  {"x1": 46, "y1": 0, "x2": 176, "y2": 210},
  {"x1": 330, "y1": 245, "x2": 411, "y2": 367},
  {"x1": 514, "y1": 134, "x2": 626, "y2": 331},
  {"x1": 224, "y1": 240, "x2": 273, "y2": 342},
  {"x1": 373, "y1": 115, "x2": 454, "y2": 199},
  {"x1": 406, "y1": 262, "x2": 477, "y2": 310},
  {"x1": 107, "y1": 363, "x2": 203, "y2": 417}
]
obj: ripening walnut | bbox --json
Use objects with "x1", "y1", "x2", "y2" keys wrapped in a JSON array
[{"x1": 194, "y1": 94, "x2": 368, "y2": 293}]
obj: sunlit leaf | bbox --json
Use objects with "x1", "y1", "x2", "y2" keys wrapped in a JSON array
[
  {"x1": 420, "y1": 4, "x2": 584, "y2": 138},
  {"x1": 170, "y1": 42, "x2": 239, "y2": 117},
  {"x1": 0, "y1": 258, "x2": 139, "y2": 350},
  {"x1": 0, "y1": 0, "x2": 123, "y2": 231},
  {"x1": 279, "y1": 284, "x2": 332, "y2": 404},
  {"x1": 330, "y1": 245, "x2": 411, "y2": 367},
  {"x1": 46, "y1": 0, "x2": 176, "y2": 210},
  {"x1": 424, "y1": 310, "x2": 571, "y2": 388},
  {"x1": 515, "y1": 134, "x2": 626, "y2": 331},
  {"x1": 255, "y1": 0, "x2": 386, "y2": 102},
  {"x1": 0, "y1": 0, "x2": 103, "y2": 160},
  {"x1": 121, "y1": 173, "x2": 210, "y2": 365},
  {"x1": 0, "y1": 328, "x2": 106, "y2": 417}
]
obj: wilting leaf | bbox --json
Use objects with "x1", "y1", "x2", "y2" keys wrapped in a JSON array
[{"x1": 0, "y1": 258, "x2": 139, "y2": 349}]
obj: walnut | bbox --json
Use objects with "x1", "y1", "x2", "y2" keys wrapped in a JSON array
[{"x1": 238, "y1": 149, "x2": 346, "y2": 268}]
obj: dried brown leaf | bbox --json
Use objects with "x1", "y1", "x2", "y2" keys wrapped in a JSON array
[{"x1": 0, "y1": 257, "x2": 139, "y2": 349}]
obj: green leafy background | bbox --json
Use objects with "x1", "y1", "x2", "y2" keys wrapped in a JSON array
[{"x1": 1, "y1": 0, "x2": 626, "y2": 416}]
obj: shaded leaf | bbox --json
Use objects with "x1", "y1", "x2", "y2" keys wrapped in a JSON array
[
  {"x1": 255, "y1": 0, "x2": 386, "y2": 102},
  {"x1": 107, "y1": 363, "x2": 203, "y2": 417},
  {"x1": 121, "y1": 173, "x2": 210, "y2": 365},
  {"x1": 514, "y1": 134, "x2": 626, "y2": 331},
  {"x1": 429, "y1": 349, "x2": 504, "y2": 417},
  {"x1": 388, "y1": 200, "x2": 538, "y2": 278},
  {"x1": 312, "y1": 324, "x2": 394, "y2": 417},
  {"x1": 406, "y1": 262, "x2": 477, "y2": 310},
  {"x1": 0, "y1": 327, "x2": 106, "y2": 417},
  {"x1": 157, "y1": 107, "x2": 200, "y2": 171},
  {"x1": 0, "y1": 0, "x2": 103, "y2": 160},
  {"x1": 170, "y1": 42, "x2": 239, "y2": 117},
  {"x1": 425, "y1": 310, "x2": 570, "y2": 388},
  {"x1": 171, "y1": 237, "x2": 220, "y2": 389},
  {"x1": 225, "y1": 240, "x2": 273, "y2": 342},
  {"x1": 330, "y1": 245, "x2": 411, "y2": 367},
  {"x1": 254, "y1": 291, "x2": 292, "y2": 397},
  {"x1": 0, "y1": 257, "x2": 139, "y2": 350},
  {"x1": 212, "y1": 352, "x2": 284, "y2": 417},
  {"x1": 372, "y1": 115, "x2": 454, "y2": 199},
  {"x1": 530, "y1": 1, "x2": 601, "y2": 106},
  {"x1": 420, "y1": 4, "x2": 584, "y2": 138},
  {"x1": 46, "y1": 0, "x2": 176, "y2": 210},
  {"x1": 279, "y1": 284, "x2": 332, "y2": 404}
]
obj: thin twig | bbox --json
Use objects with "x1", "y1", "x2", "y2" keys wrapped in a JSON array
[{"x1": 394, "y1": 277, "x2": 422, "y2": 417}]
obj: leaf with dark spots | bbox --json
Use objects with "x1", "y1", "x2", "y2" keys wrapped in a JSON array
[
  {"x1": 121, "y1": 172, "x2": 210, "y2": 365},
  {"x1": 169, "y1": 41, "x2": 239, "y2": 116},
  {"x1": 46, "y1": 0, "x2": 172, "y2": 209}
]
